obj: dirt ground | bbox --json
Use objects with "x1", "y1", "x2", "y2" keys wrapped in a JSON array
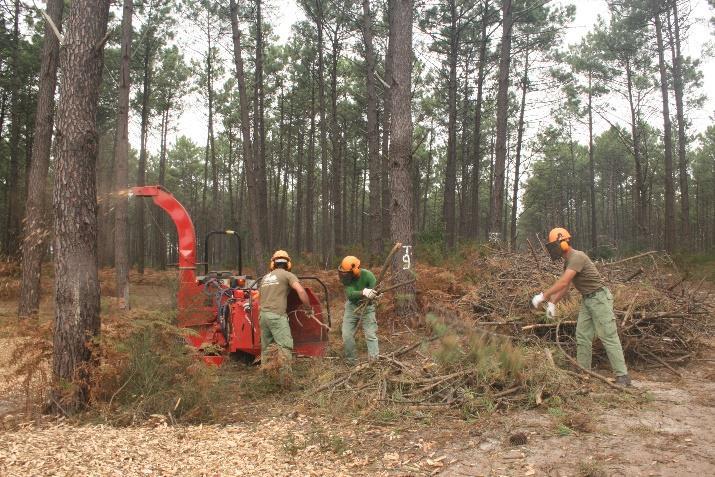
[{"x1": 1, "y1": 277, "x2": 714, "y2": 476}]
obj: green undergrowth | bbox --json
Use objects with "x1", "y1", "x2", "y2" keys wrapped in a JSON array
[
  {"x1": 87, "y1": 310, "x2": 222, "y2": 425},
  {"x1": 674, "y1": 252, "x2": 715, "y2": 282}
]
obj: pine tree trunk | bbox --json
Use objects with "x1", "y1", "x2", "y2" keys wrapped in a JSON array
[
  {"x1": 362, "y1": 0, "x2": 381, "y2": 262},
  {"x1": 625, "y1": 60, "x2": 646, "y2": 241},
  {"x1": 295, "y1": 130, "x2": 304, "y2": 252},
  {"x1": 490, "y1": 0, "x2": 512, "y2": 241},
  {"x1": 230, "y1": 0, "x2": 266, "y2": 275},
  {"x1": 443, "y1": 0, "x2": 459, "y2": 250},
  {"x1": 18, "y1": 0, "x2": 64, "y2": 318},
  {"x1": 588, "y1": 70, "x2": 597, "y2": 251},
  {"x1": 389, "y1": 0, "x2": 417, "y2": 319},
  {"x1": 510, "y1": 39, "x2": 528, "y2": 250},
  {"x1": 669, "y1": 1, "x2": 689, "y2": 243},
  {"x1": 52, "y1": 0, "x2": 110, "y2": 412},
  {"x1": 156, "y1": 107, "x2": 168, "y2": 270},
  {"x1": 470, "y1": 0, "x2": 489, "y2": 239},
  {"x1": 254, "y1": 0, "x2": 269, "y2": 252},
  {"x1": 314, "y1": 4, "x2": 331, "y2": 265},
  {"x1": 330, "y1": 33, "x2": 342, "y2": 257},
  {"x1": 206, "y1": 24, "x2": 220, "y2": 244},
  {"x1": 306, "y1": 71, "x2": 316, "y2": 253},
  {"x1": 381, "y1": 0, "x2": 396, "y2": 252},
  {"x1": 113, "y1": 0, "x2": 132, "y2": 308},
  {"x1": 654, "y1": 12, "x2": 676, "y2": 253},
  {"x1": 136, "y1": 34, "x2": 152, "y2": 274},
  {"x1": 4, "y1": 0, "x2": 21, "y2": 256}
]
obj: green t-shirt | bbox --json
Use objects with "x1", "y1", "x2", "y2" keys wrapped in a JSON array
[
  {"x1": 344, "y1": 269, "x2": 377, "y2": 304},
  {"x1": 259, "y1": 268, "x2": 299, "y2": 314},
  {"x1": 564, "y1": 249, "x2": 604, "y2": 295}
]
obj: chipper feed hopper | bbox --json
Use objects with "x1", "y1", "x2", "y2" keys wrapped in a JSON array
[{"x1": 131, "y1": 185, "x2": 330, "y2": 365}]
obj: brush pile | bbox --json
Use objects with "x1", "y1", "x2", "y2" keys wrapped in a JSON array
[
  {"x1": 451, "y1": 248, "x2": 713, "y2": 368},
  {"x1": 310, "y1": 323, "x2": 580, "y2": 418}
]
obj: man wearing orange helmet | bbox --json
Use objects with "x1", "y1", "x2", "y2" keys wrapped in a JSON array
[
  {"x1": 259, "y1": 250, "x2": 312, "y2": 362},
  {"x1": 532, "y1": 228, "x2": 631, "y2": 386},
  {"x1": 338, "y1": 255, "x2": 379, "y2": 363}
]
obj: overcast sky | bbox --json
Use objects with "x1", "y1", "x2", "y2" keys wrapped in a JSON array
[{"x1": 154, "y1": 0, "x2": 714, "y2": 157}]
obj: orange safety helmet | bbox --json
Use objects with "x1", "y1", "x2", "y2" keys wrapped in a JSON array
[
  {"x1": 338, "y1": 255, "x2": 361, "y2": 277},
  {"x1": 546, "y1": 227, "x2": 571, "y2": 259},
  {"x1": 270, "y1": 249, "x2": 292, "y2": 271}
]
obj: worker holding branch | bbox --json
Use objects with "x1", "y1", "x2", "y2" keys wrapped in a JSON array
[
  {"x1": 338, "y1": 256, "x2": 379, "y2": 363},
  {"x1": 259, "y1": 250, "x2": 312, "y2": 365},
  {"x1": 531, "y1": 228, "x2": 632, "y2": 387}
]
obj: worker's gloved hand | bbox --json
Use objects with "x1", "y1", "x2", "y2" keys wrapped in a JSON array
[
  {"x1": 531, "y1": 293, "x2": 545, "y2": 309},
  {"x1": 362, "y1": 288, "x2": 379, "y2": 299},
  {"x1": 546, "y1": 302, "x2": 556, "y2": 319}
]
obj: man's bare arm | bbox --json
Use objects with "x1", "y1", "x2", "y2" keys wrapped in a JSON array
[
  {"x1": 543, "y1": 269, "x2": 576, "y2": 304},
  {"x1": 290, "y1": 281, "x2": 312, "y2": 309}
]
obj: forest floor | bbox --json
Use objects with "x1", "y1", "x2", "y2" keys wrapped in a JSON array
[{"x1": 0, "y1": 266, "x2": 714, "y2": 476}]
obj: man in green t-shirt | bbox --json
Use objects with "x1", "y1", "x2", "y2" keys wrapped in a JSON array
[
  {"x1": 531, "y1": 228, "x2": 631, "y2": 386},
  {"x1": 259, "y1": 250, "x2": 312, "y2": 363},
  {"x1": 338, "y1": 255, "x2": 379, "y2": 363}
]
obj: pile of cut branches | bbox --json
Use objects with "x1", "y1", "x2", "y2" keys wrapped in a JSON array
[
  {"x1": 310, "y1": 321, "x2": 580, "y2": 419},
  {"x1": 453, "y1": 248, "x2": 712, "y2": 369}
]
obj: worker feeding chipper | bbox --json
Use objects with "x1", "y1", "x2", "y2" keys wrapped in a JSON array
[
  {"x1": 531, "y1": 228, "x2": 632, "y2": 387},
  {"x1": 338, "y1": 255, "x2": 380, "y2": 364},
  {"x1": 259, "y1": 250, "x2": 313, "y2": 366}
]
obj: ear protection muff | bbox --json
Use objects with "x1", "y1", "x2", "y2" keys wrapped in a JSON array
[{"x1": 560, "y1": 238, "x2": 570, "y2": 252}]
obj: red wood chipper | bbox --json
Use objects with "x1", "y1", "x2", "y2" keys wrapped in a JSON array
[{"x1": 131, "y1": 185, "x2": 331, "y2": 365}]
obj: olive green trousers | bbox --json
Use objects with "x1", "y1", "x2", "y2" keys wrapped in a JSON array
[
  {"x1": 342, "y1": 301, "x2": 379, "y2": 362},
  {"x1": 575, "y1": 288, "x2": 628, "y2": 377}
]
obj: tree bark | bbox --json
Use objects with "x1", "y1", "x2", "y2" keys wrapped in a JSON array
[
  {"x1": 470, "y1": 0, "x2": 489, "y2": 239},
  {"x1": 156, "y1": 107, "x2": 169, "y2": 270},
  {"x1": 443, "y1": 0, "x2": 459, "y2": 250},
  {"x1": 381, "y1": 0, "x2": 396, "y2": 252},
  {"x1": 254, "y1": 0, "x2": 269, "y2": 251},
  {"x1": 136, "y1": 27, "x2": 153, "y2": 274},
  {"x1": 489, "y1": 0, "x2": 512, "y2": 241},
  {"x1": 306, "y1": 68, "x2": 316, "y2": 253},
  {"x1": 669, "y1": 0, "x2": 689, "y2": 243},
  {"x1": 230, "y1": 0, "x2": 266, "y2": 275},
  {"x1": 654, "y1": 11, "x2": 676, "y2": 252},
  {"x1": 330, "y1": 29, "x2": 342, "y2": 256},
  {"x1": 4, "y1": 0, "x2": 22, "y2": 256},
  {"x1": 313, "y1": 1, "x2": 331, "y2": 265},
  {"x1": 510, "y1": 37, "x2": 528, "y2": 250},
  {"x1": 18, "y1": 0, "x2": 64, "y2": 318},
  {"x1": 113, "y1": 0, "x2": 132, "y2": 308},
  {"x1": 295, "y1": 129, "x2": 304, "y2": 252},
  {"x1": 625, "y1": 60, "x2": 646, "y2": 240},
  {"x1": 588, "y1": 69, "x2": 597, "y2": 251},
  {"x1": 362, "y1": 0, "x2": 381, "y2": 262},
  {"x1": 389, "y1": 0, "x2": 417, "y2": 318},
  {"x1": 52, "y1": 0, "x2": 110, "y2": 411}
]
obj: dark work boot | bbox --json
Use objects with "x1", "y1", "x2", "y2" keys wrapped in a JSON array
[{"x1": 615, "y1": 374, "x2": 632, "y2": 387}]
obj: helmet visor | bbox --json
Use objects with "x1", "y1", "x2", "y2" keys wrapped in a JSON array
[
  {"x1": 546, "y1": 241, "x2": 562, "y2": 261},
  {"x1": 338, "y1": 269, "x2": 355, "y2": 285}
]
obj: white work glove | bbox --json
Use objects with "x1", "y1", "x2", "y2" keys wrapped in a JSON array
[
  {"x1": 362, "y1": 288, "x2": 378, "y2": 299},
  {"x1": 531, "y1": 293, "x2": 545, "y2": 309},
  {"x1": 546, "y1": 302, "x2": 556, "y2": 320}
]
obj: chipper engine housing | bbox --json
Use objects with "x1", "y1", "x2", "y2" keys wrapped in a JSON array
[{"x1": 131, "y1": 186, "x2": 330, "y2": 365}]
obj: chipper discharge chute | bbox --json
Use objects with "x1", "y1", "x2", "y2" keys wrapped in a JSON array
[{"x1": 131, "y1": 185, "x2": 330, "y2": 365}]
